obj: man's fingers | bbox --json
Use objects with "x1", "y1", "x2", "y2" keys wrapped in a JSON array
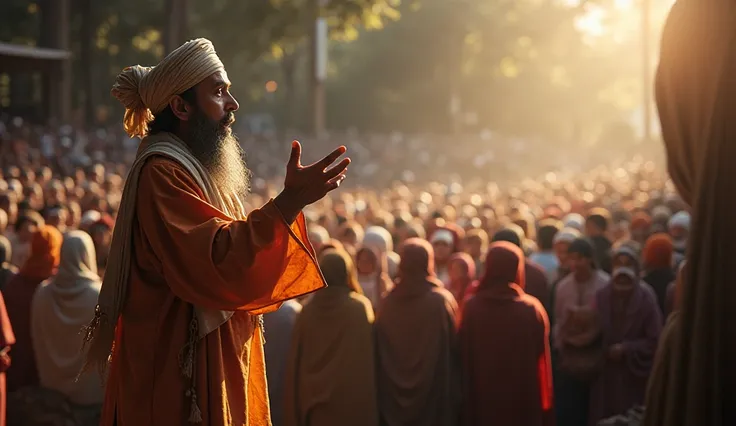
[
  {"x1": 324, "y1": 158, "x2": 350, "y2": 181},
  {"x1": 317, "y1": 146, "x2": 347, "y2": 169},
  {"x1": 326, "y1": 172, "x2": 347, "y2": 190},
  {"x1": 288, "y1": 140, "x2": 302, "y2": 169}
]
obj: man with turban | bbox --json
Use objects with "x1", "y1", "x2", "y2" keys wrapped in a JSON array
[{"x1": 80, "y1": 38, "x2": 350, "y2": 426}]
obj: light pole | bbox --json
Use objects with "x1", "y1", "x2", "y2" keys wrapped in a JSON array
[{"x1": 310, "y1": 0, "x2": 328, "y2": 138}]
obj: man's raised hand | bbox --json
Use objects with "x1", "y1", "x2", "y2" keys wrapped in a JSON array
[{"x1": 275, "y1": 141, "x2": 350, "y2": 222}]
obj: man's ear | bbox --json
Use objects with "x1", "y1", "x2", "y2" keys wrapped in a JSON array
[{"x1": 169, "y1": 95, "x2": 192, "y2": 121}]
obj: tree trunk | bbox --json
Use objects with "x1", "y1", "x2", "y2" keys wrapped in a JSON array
[
  {"x1": 165, "y1": 0, "x2": 189, "y2": 54},
  {"x1": 79, "y1": 0, "x2": 94, "y2": 127},
  {"x1": 281, "y1": 50, "x2": 297, "y2": 130}
]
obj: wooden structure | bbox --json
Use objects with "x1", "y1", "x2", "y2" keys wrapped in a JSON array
[{"x1": 0, "y1": 0, "x2": 71, "y2": 123}]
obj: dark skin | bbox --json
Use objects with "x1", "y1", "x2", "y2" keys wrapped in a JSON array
[{"x1": 167, "y1": 71, "x2": 350, "y2": 223}]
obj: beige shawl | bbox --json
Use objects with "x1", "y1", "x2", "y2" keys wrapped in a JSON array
[{"x1": 82, "y1": 131, "x2": 246, "y2": 377}]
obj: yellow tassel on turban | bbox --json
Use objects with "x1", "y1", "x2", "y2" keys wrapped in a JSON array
[{"x1": 111, "y1": 38, "x2": 225, "y2": 139}]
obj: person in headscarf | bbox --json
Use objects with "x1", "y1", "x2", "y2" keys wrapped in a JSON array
[
  {"x1": 459, "y1": 241, "x2": 554, "y2": 426},
  {"x1": 284, "y1": 248, "x2": 377, "y2": 426},
  {"x1": 530, "y1": 220, "x2": 562, "y2": 282},
  {"x1": 2, "y1": 225, "x2": 62, "y2": 392},
  {"x1": 355, "y1": 245, "x2": 394, "y2": 310},
  {"x1": 30, "y1": 231, "x2": 103, "y2": 408},
  {"x1": 641, "y1": 233, "x2": 676, "y2": 315},
  {"x1": 0, "y1": 237, "x2": 17, "y2": 292},
  {"x1": 264, "y1": 299, "x2": 302, "y2": 426},
  {"x1": 0, "y1": 290, "x2": 13, "y2": 426},
  {"x1": 447, "y1": 252, "x2": 476, "y2": 306},
  {"x1": 362, "y1": 225, "x2": 399, "y2": 278},
  {"x1": 667, "y1": 211, "x2": 689, "y2": 268},
  {"x1": 81, "y1": 38, "x2": 347, "y2": 426},
  {"x1": 589, "y1": 246, "x2": 662, "y2": 425},
  {"x1": 628, "y1": 213, "x2": 653, "y2": 247},
  {"x1": 375, "y1": 238, "x2": 460, "y2": 426},
  {"x1": 553, "y1": 238, "x2": 610, "y2": 426},
  {"x1": 491, "y1": 227, "x2": 550, "y2": 312},
  {"x1": 584, "y1": 211, "x2": 613, "y2": 274}
]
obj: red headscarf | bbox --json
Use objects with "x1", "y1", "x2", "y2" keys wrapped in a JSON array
[
  {"x1": 20, "y1": 225, "x2": 63, "y2": 280},
  {"x1": 631, "y1": 212, "x2": 653, "y2": 231},
  {"x1": 643, "y1": 233, "x2": 675, "y2": 270},
  {"x1": 447, "y1": 252, "x2": 476, "y2": 303},
  {"x1": 478, "y1": 241, "x2": 526, "y2": 292}
]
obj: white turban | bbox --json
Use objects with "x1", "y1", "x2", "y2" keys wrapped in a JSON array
[{"x1": 111, "y1": 38, "x2": 225, "y2": 138}]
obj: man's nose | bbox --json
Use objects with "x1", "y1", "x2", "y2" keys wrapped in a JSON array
[{"x1": 225, "y1": 92, "x2": 239, "y2": 113}]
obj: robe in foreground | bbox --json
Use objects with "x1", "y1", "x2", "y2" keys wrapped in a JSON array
[
  {"x1": 284, "y1": 249, "x2": 378, "y2": 426},
  {"x1": 459, "y1": 242, "x2": 554, "y2": 426},
  {"x1": 375, "y1": 239, "x2": 460, "y2": 426},
  {"x1": 100, "y1": 157, "x2": 325, "y2": 426},
  {"x1": 588, "y1": 284, "x2": 662, "y2": 425}
]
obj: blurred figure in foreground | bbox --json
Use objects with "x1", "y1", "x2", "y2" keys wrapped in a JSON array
[
  {"x1": 284, "y1": 248, "x2": 377, "y2": 426},
  {"x1": 459, "y1": 241, "x2": 553, "y2": 426},
  {"x1": 375, "y1": 238, "x2": 460, "y2": 426}
]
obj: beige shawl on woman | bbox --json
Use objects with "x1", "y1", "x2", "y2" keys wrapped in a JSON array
[
  {"x1": 644, "y1": 0, "x2": 736, "y2": 424},
  {"x1": 81, "y1": 131, "x2": 246, "y2": 377},
  {"x1": 32, "y1": 231, "x2": 103, "y2": 405}
]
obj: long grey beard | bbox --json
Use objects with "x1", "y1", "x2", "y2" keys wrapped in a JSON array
[{"x1": 206, "y1": 134, "x2": 251, "y2": 200}]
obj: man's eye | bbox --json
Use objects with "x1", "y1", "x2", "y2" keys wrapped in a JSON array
[{"x1": 216, "y1": 88, "x2": 223, "y2": 96}]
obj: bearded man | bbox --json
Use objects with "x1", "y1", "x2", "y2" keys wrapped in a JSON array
[{"x1": 80, "y1": 38, "x2": 349, "y2": 426}]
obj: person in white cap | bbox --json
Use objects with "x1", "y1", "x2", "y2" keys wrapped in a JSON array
[
  {"x1": 588, "y1": 246, "x2": 662, "y2": 425},
  {"x1": 668, "y1": 210, "x2": 690, "y2": 267},
  {"x1": 80, "y1": 38, "x2": 350, "y2": 426}
]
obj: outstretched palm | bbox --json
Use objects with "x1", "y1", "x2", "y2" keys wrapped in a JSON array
[{"x1": 283, "y1": 140, "x2": 350, "y2": 207}]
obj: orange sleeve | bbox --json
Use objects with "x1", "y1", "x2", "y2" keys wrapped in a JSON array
[{"x1": 136, "y1": 157, "x2": 326, "y2": 313}]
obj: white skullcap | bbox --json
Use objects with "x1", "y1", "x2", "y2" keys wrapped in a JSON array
[
  {"x1": 80, "y1": 210, "x2": 102, "y2": 228},
  {"x1": 308, "y1": 225, "x2": 330, "y2": 246},
  {"x1": 669, "y1": 211, "x2": 691, "y2": 231},
  {"x1": 111, "y1": 38, "x2": 225, "y2": 138},
  {"x1": 553, "y1": 227, "x2": 581, "y2": 244},
  {"x1": 563, "y1": 213, "x2": 585, "y2": 232}
]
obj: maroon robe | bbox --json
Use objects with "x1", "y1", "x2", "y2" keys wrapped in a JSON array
[
  {"x1": 460, "y1": 241, "x2": 554, "y2": 426},
  {"x1": 588, "y1": 283, "x2": 662, "y2": 425}
]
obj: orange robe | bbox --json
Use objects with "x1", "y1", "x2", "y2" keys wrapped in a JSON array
[{"x1": 100, "y1": 157, "x2": 325, "y2": 426}]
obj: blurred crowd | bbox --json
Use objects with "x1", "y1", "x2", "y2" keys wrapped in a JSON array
[{"x1": 0, "y1": 113, "x2": 688, "y2": 426}]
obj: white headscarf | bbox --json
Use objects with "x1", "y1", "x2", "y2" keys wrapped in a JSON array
[{"x1": 31, "y1": 231, "x2": 103, "y2": 405}]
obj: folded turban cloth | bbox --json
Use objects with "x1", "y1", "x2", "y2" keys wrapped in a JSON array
[{"x1": 111, "y1": 38, "x2": 225, "y2": 138}]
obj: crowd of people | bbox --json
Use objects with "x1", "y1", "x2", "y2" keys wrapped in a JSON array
[{"x1": 0, "y1": 112, "x2": 688, "y2": 426}]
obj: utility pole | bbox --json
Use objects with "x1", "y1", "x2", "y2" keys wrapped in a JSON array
[
  {"x1": 309, "y1": 0, "x2": 328, "y2": 138},
  {"x1": 642, "y1": 0, "x2": 652, "y2": 141}
]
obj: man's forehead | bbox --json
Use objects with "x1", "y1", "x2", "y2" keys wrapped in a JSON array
[{"x1": 203, "y1": 70, "x2": 231, "y2": 87}]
